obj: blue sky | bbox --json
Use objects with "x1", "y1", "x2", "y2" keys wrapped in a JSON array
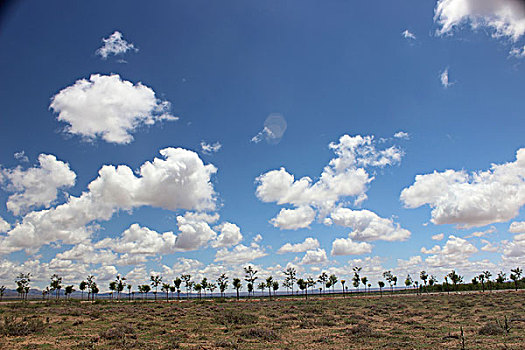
[{"x1": 0, "y1": 0, "x2": 524, "y2": 290}]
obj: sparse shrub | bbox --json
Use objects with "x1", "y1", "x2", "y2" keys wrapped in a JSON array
[
  {"x1": 346, "y1": 323, "x2": 380, "y2": 338},
  {"x1": 239, "y1": 327, "x2": 279, "y2": 341},
  {"x1": 100, "y1": 324, "x2": 136, "y2": 340},
  {"x1": 478, "y1": 323, "x2": 505, "y2": 336},
  {"x1": 215, "y1": 310, "x2": 258, "y2": 326},
  {"x1": 0, "y1": 316, "x2": 45, "y2": 336},
  {"x1": 215, "y1": 339, "x2": 239, "y2": 349}
]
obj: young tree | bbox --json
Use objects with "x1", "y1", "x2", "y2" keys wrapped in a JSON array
[
  {"x1": 257, "y1": 282, "x2": 266, "y2": 297},
  {"x1": 284, "y1": 267, "x2": 297, "y2": 295},
  {"x1": 361, "y1": 276, "x2": 368, "y2": 294},
  {"x1": 510, "y1": 267, "x2": 522, "y2": 291},
  {"x1": 247, "y1": 282, "x2": 254, "y2": 296},
  {"x1": 447, "y1": 270, "x2": 463, "y2": 291},
  {"x1": 79, "y1": 281, "x2": 87, "y2": 300},
  {"x1": 200, "y1": 278, "x2": 208, "y2": 299},
  {"x1": 15, "y1": 273, "x2": 31, "y2": 301},
  {"x1": 109, "y1": 281, "x2": 117, "y2": 300},
  {"x1": 116, "y1": 275, "x2": 126, "y2": 300},
  {"x1": 86, "y1": 275, "x2": 95, "y2": 301},
  {"x1": 483, "y1": 271, "x2": 493, "y2": 292},
  {"x1": 297, "y1": 279, "x2": 308, "y2": 300},
  {"x1": 162, "y1": 283, "x2": 171, "y2": 301},
  {"x1": 496, "y1": 271, "x2": 506, "y2": 285},
  {"x1": 272, "y1": 281, "x2": 279, "y2": 297},
  {"x1": 194, "y1": 283, "x2": 202, "y2": 299},
  {"x1": 91, "y1": 283, "x2": 99, "y2": 300},
  {"x1": 341, "y1": 279, "x2": 346, "y2": 297},
  {"x1": 207, "y1": 282, "x2": 217, "y2": 296},
  {"x1": 307, "y1": 277, "x2": 316, "y2": 296},
  {"x1": 318, "y1": 272, "x2": 328, "y2": 294},
  {"x1": 420, "y1": 271, "x2": 428, "y2": 292},
  {"x1": 244, "y1": 266, "x2": 258, "y2": 297},
  {"x1": 232, "y1": 278, "x2": 242, "y2": 300},
  {"x1": 266, "y1": 276, "x2": 274, "y2": 299},
  {"x1": 181, "y1": 274, "x2": 192, "y2": 300},
  {"x1": 174, "y1": 277, "x2": 182, "y2": 300},
  {"x1": 378, "y1": 281, "x2": 385, "y2": 297},
  {"x1": 428, "y1": 275, "x2": 437, "y2": 291},
  {"x1": 64, "y1": 285, "x2": 75, "y2": 300},
  {"x1": 383, "y1": 271, "x2": 396, "y2": 294},
  {"x1": 169, "y1": 285, "x2": 176, "y2": 300},
  {"x1": 128, "y1": 284, "x2": 133, "y2": 301},
  {"x1": 217, "y1": 273, "x2": 228, "y2": 298},
  {"x1": 150, "y1": 275, "x2": 162, "y2": 301},
  {"x1": 0, "y1": 285, "x2": 5, "y2": 302},
  {"x1": 471, "y1": 277, "x2": 479, "y2": 290},
  {"x1": 50, "y1": 274, "x2": 62, "y2": 300},
  {"x1": 140, "y1": 284, "x2": 151, "y2": 300},
  {"x1": 352, "y1": 267, "x2": 362, "y2": 293},
  {"x1": 329, "y1": 274, "x2": 338, "y2": 294},
  {"x1": 404, "y1": 274, "x2": 413, "y2": 291}
]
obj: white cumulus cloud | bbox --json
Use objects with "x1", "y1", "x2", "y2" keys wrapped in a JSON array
[
  {"x1": 1, "y1": 154, "x2": 76, "y2": 215},
  {"x1": 401, "y1": 148, "x2": 525, "y2": 228},
  {"x1": 434, "y1": 0, "x2": 525, "y2": 41},
  {"x1": 96, "y1": 31, "x2": 138, "y2": 59},
  {"x1": 212, "y1": 222, "x2": 243, "y2": 248},
  {"x1": 329, "y1": 207, "x2": 410, "y2": 242},
  {"x1": 214, "y1": 243, "x2": 267, "y2": 264},
  {"x1": 331, "y1": 237, "x2": 373, "y2": 256},
  {"x1": 509, "y1": 221, "x2": 525, "y2": 233},
  {"x1": 402, "y1": 29, "x2": 416, "y2": 40},
  {"x1": 50, "y1": 74, "x2": 177, "y2": 144},
  {"x1": 300, "y1": 248, "x2": 328, "y2": 265},
  {"x1": 277, "y1": 237, "x2": 320, "y2": 254},
  {"x1": 270, "y1": 206, "x2": 316, "y2": 230},
  {"x1": 200, "y1": 141, "x2": 222, "y2": 154}
]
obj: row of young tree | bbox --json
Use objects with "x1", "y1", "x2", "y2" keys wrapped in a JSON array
[{"x1": 0, "y1": 266, "x2": 522, "y2": 302}]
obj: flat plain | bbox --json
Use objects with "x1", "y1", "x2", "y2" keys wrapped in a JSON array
[{"x1": 0, "y1": 291, "x2": 523, "y2": 349}]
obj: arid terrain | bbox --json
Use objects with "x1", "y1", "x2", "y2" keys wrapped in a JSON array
[{"x1": 0, "y1": 291, "x2": 523, "y2": 349}]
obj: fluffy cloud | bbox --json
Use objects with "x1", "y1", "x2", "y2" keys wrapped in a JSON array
[
  {"x1": 440, "y1": 68, "x2": 452, "y2": 88},
  {"x1": 393, "y1": 131, "x2": 410, "y2": 140},
  {"x1": 214, "y1": 243, "x2": 267, "y2": 264},
  {"x1": 401, "y1": 148, "x2": 525, "y2": 228},
  {"x1": 329, "y1": 208, "x2": 410, "y2": 242},
  {"x1": 331, "y1": 237, "x2": 373, "y2": 256},
  {"x1": 432, "y1": 233, "x2": 444, "y2": 241},
  {"x1": 212, "y1": 222, "x2": 243, "y2": 248},
  {"x1": 50, "y1": 74, "x2": 177, "y2": 144},
  {"x1": 200, "y1": 141, "x2": 222, "y2": 154},
  {"x1": 300, "y1": 248, "x2": 328, "y2": 265},
  {"x1": 0, "y1": 148, "x2": 217, "y2": 254},
  {"x1": 270, "y1": 206, "x2": 316, "y2": 230},
  {"x1": 502, "y1": 233, "x2": 525, "y2": 258},
  {"x1": 256, "y1": 135, "x2": 403, "y2": 226},
  {"x1": 174, "y1": 212, "x2": 217, "y2": 251},
  {"x1": 95, "y1": 224, "x2": 177, "y2": 256},
  {"x1": 480, "y1": 239, "x2": 499, "y2": 252},
  {"x1": 0, "y1": 217, "x2": 10, "y2": 233},
  {"x1": 2, "y1": 154, "x2": 76, "y2": 215},
  {"x1": 402, "y1": 30, "x2": 416, "y2": 40},
  {"x1": 424, "y1": 235, "x2": 478, "y2": 267},
  {"x1": 277, "y1": 237, "x2": 320, "y2": 254},
  {"x1": 96, "y1": 31, "x2": 138, "y2": 59},
  {"x1": 55, "y1": 243, "x2": 117, "y2": 265},
  {"x1": 509, "y1": 221, "x2": 525, "y2": 233},
  {"x1": 14, "y1": 151, "x2": 28, "y2": 162},
  {"x1": 434, "y1": 0, "x2": 525, "y2": 41}
]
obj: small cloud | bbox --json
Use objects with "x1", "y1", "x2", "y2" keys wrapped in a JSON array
[
  {"x1": 200, "y1": 141, "x2": 222, "y2": 154},
  {"x1": 431, "y1": 233, "x2": 444, "y2": 241},
  {"x1": 253, "y1": 234, "x2": 262, "y2": 243},
  {"x1": 14, "y1": 151, "x2": 28, "y2": 162},
  {"x1": 251, "y1": 113, "x2": 287, "y2": 145},
  {"x1": 510, "y1": 45, "x2": 525, "y2": 58},
  {"x1": 393, "y1": 131, "x2": 410, "y2": 140},
  {"x1": 440, "y1": 68, "x2": 454, "y2": 88},
  {"x1": 402, "y1": 29, "x2": 416, "y2": 40},
  {"x1": 96, "y1": 31, "x2": 138, "y2": 60}
]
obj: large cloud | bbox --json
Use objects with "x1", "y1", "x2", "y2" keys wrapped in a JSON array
[
  {"x1": 270, "y1": 206, "x2": 316, "y2": 230},
  {"x1": 1, "y1": 154, "x2": 76, "y2": 215},
  {"x1": 331, "y1": 237, "x2": 373, "y2": 256},
  {"x1": 300, "y1": 248, "x2": 328, "y2": 265},
  {"x1": 256, "y1": 134, "x2": 403, "y2": 228},
  {"x1": 50, "y1": 74, "x2": 177, "y2": 144},
  {"x1": 214, "y1": 243, "x2": 267, "y2": 264},
  {"x1": 329, "y1": 207, "x2": 410, "y2": 242},
  {"x1": 277, "y1": 237, "x2": 320, "y2": 254},
  {"x1": 401, "y1": 148, "x2": 525, "y2": 228},
  {"x1": 0, "y1": 148, "x2": 217, "y2": 254},
  {"x1": 435, "y1": 0, "x2": 525, "y2": 41}
]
